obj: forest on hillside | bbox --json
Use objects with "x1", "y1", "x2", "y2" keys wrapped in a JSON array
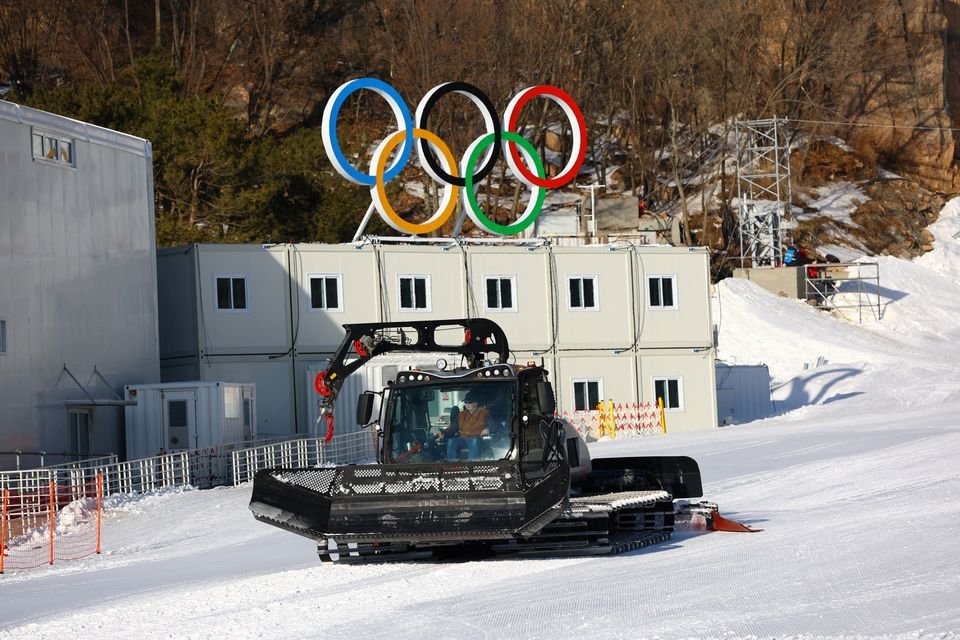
[{"x1": 0, "y1": 0, "x2": 939, "y2": 250}]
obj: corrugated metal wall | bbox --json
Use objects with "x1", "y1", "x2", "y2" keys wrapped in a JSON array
[{"x1": 0, "y1": 103, "x2": 159, "y2": 468}]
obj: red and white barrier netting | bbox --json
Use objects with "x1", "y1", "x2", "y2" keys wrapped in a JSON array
[
  {"x1": 1, "y1": 474, "x2": 102, "y2": 573},
  {"x1": 562, "y1": 400, "x2": 666, "y2": 439}
]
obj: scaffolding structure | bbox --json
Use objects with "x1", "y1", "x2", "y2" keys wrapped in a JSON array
[
  {"x1": 736, "y1": 118, "x2": 792, "y2": 267},
  {"x1": 803, "y1": 262, "x2": 884, "y2": 323}
]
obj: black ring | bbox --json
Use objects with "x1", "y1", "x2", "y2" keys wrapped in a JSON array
[{"x1": 416, "y1": 81, "x2": 501, "y2": 187}]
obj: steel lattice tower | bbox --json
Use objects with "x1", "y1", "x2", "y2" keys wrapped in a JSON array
[{"x1": 735, "y1": 118, "x2": 792, "y2": 267}]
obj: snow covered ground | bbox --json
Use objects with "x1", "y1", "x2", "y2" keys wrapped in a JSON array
[{"x1": 3, "y1": 204, "x2": 960, "y2": 640}]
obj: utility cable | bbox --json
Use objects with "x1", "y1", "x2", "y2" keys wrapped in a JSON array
[
  {"x1": 791, "y1": 117, "x2": 960, "y2": 133},
  {"x1": 194, "y1": 245, "x2": 212, "y2": 369},
  {"x1": 373, "y1": 240, "x2": 389, "y2": 323}
]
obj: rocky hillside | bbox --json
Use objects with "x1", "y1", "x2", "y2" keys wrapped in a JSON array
[
  {"x1": 790, "y1": 140, "x2": 946, "y2": 260},
  {"x1": 841, "y1": 0, "x2": 959, "y2": 192},
  {"x1": 3, "y1": 0, "x2": 960, "y2": 260}
]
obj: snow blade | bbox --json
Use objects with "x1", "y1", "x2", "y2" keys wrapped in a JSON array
[
  {"x1": 675, "y1": 502, "x2": 763, "y2": 533},
  {"x1": 710, "y1": 509, "x2": 763, "y2": 533},
  {"x1": 249, "y1": 459, "x2": 570, "y2": 543}
]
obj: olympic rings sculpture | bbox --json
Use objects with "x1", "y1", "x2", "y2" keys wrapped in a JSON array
[{"x1": 321, "y1": 78, "x2": 587, "y2": 236}]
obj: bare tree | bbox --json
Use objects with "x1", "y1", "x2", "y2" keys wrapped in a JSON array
[{"x1": 0, "y1": 0, "x2": 68, "y2": 95}]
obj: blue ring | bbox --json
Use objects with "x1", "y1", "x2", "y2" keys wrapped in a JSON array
[{"x1": 325, "y1": 78, "x2": 414, "y2": 186}]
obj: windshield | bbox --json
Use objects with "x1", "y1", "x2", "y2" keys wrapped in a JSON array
[{"x1": 386, "y1": 380, "x2": 513, "y2": 463}]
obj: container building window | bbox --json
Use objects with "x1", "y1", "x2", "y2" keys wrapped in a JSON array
[
  {"x1": 398, "y1": 275, "x2": 431, "y2": 311},
  {"x1": 167, "y1": 400, "x2": 189, "y2": 448},
  {"x1": 648, "y1": 275, "x2": 678, "y2": 309},
  {"x1": 0, "y1": 319, "x2": 6, "y2": 353},
  {"x1": 31, "y1": 129, "x2": 75, "y2": 167},
  {"x1": 309, "y1": 274, "x2": 343, "y2": 311},
  {"x1": 224, "y1": 386, "x2": 241, "y2": 419},
  {"x1": 567, "y1": 275, "x2": 598, "y2": 311},
  {"x1": 484, "y1": 275, "x2": 516, "y2": 311},
  {"x1": 215, "y1": 276, "x2": 248, "y2": 311},
  {"x1": 572, "y1": 379, "x2": 602, "y2": 411},
  {"x1": 653, "y1": 377, "x2": 683, "y2": 410}
]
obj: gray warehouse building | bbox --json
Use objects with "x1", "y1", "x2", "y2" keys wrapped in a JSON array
[{"x1": 0, "y1": 102, "x2": 160, "y2": 468}]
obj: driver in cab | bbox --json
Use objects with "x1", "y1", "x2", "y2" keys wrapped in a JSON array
[{"x1": 440, "y1": 390, "x2": 490, "y2": 460}]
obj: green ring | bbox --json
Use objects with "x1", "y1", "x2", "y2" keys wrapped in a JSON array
[{"x1": 464, "y1": 131, "x2": 546, "y2": 235}]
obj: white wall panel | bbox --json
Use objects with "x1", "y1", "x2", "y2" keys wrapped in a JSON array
[
  {"x1": 192, "y1": 245, "x2": 291, "y2": 355},
  {"x1": 291, "y1": 244, "x2": 380, "y2": 353},
  {"x1": 553, "y1": 247, "x2": 634, "y2": 349},
  {"x1": 466, "y1": 246, "x2": 552, "y2": 351}
]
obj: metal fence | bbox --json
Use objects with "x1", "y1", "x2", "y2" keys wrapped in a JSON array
[
  {"x1": 0, "y1": 451, "x2": 117, "y2": 471},
  {"x1": 231, "y1": 431, "x2": 378, "y2": 485},
  {"x1": 0, "y1": 453, "x2": 191, "y2": 531},
  {"x1": 0, "y1": 431, "x2": 378, "y2": 537}
]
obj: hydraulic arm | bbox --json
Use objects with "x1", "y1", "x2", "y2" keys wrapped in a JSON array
[{"x1": 312, "y1": 318, "x2": 510, "y2": 442}]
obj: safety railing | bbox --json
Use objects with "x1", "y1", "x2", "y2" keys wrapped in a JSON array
[
  {"x1": 1, "y1": 432, "x2": 379, "y2": 556},
  {"x1": 42, "y1": 454, "x2": 119, "y2": 471},
  {"x1": 0, "y1": 452, "x2": 191, "y2": 530},
  {"x1": 100, "y1": 453, "x2": 192, "y2": 495},
  {"x1": 231, "y1": 431, "x2": 378, "y2": 485},
  {"x1": 0, "y1": 451, "x2": 117, "y2": 471},
  {"x1": 803, "y1": 261, "x2": 882, "y2": 322}
]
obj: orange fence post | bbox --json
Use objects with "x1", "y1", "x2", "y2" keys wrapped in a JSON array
[
  {"x1": 96, "y1": 473, "x2": 102, "y2": 555},
  {"x1": 1, "y1": 488, "x2": 7, "y2": 574},
  {"x1": 48, "y1": 480, "x2": 55, "y2": 565},
  {"x1": 595, "y1": 401, "x2": 605, "y2": 438}
]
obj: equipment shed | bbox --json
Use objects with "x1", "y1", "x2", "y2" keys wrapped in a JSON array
[
  {"x1": 715, "y1": 363, "x2": 772, "y2": 425},
  {"x1": 123, "y1": 381, "x2": 256, "y2": 460}
]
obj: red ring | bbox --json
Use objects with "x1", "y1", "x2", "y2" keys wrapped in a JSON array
[{"x1": 503, "y1": 85, "x2": 587, "y2": 189}]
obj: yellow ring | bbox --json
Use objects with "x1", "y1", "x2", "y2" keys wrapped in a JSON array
[{"x1": 372, "y1": 128, "x2": 459, "y2": 235}]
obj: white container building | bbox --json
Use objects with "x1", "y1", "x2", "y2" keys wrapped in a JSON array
[
  {"x1": 157, "y1": 240, "x2": 725, "y2": 439},
  {"x1": 123, "y1": 381, "x2": 256, "y2": 460}
]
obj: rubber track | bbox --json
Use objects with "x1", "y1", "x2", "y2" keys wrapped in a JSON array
[{"x1": 316, "y1": 489, "x2": 676, "y2": 562}]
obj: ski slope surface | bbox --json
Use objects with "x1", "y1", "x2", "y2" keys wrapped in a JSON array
[{"x1": 3, "y1": 203, "x2": 960, "y2": 640}]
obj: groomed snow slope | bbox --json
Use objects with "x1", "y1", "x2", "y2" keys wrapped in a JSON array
[{"x1": 2, "y1": 202, "x2": 960, "y2": 640}]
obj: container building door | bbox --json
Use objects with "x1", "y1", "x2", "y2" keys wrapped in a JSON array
[
  {"x1": 162, "y1": 390, "x2": 196, "y2": 451},
  {"x1": 69, "y1": 409, "x2": 93, "y2": 458}
]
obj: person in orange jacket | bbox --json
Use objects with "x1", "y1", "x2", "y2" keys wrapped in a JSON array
[{"x1": 440, "y1": 390, "x2": 491, "y2": 460}]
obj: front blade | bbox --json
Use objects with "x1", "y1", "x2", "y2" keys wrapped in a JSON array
[{"x1": 250, "y1": 460, "x2": 569, "y2": 543}]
